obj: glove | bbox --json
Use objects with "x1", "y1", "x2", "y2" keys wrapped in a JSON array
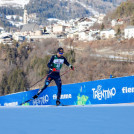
[
  {"x1": 33, "y1": 95, "x2": 38, "y2": 99},
  {"x1": 70, "y1": 65, "x2": 74, "y2": 70},
  {"x1": 52, "y1": 68, "x2": 57, "y2": 72}
]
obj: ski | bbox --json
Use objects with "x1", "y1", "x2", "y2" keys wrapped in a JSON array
[
  {"x1": 61, "y1": 104, "x2": 71, "y2": 106},
  {"x1": 56, "y1": 103, "x2": 70, "y2": 106},
  {"x1": 45, "y1": 104, "x2": 70, "y2": 107}
]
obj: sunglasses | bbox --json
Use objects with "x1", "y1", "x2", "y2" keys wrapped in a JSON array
[{"x1": 59, "y1": 52, "x2": 63, "y2": 54}]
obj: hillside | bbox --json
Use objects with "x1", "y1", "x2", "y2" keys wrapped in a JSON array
[
  {"x1": 25, "y1": 0, "x2": 126, "y2": 22},
  {"x1": 101, "y1": 0, "x2": 134, "y2": 30},
  {"x1": 111, "y1": 1, "x2": 134, "y2": 19},
  {"x1": 0, "y1": 0, "x2": 126, "y2": 25}
]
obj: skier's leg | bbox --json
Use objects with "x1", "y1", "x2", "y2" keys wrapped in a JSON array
[
  {"x1": 54, "y1": 77, "x2": 62, "y2": 105},
  {"x1": 33, "y1": 76, "x2": 52, "y2": 99}
]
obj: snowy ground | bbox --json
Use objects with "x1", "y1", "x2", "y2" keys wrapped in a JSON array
[
  {"x1": 0, "y1": 104, "x2": 134, "y2": 134},
  {"x1": 0, "y1": 0, "x2": 30, "y2": 8}
]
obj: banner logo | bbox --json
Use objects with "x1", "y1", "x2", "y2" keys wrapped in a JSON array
[
  {"x1": 33, "y1": 95, "x2": 49, "y2": 105},
  {"x1": 122, "y1": 87, "x2": 134, "y2": 94},
  {"x1": 53, "y1": 94, "x2": 72, "y2": 100},
  {"x1": 92, "y1": 85, "x2": 116, "y2": 100},
  {"x1": 4, "y1": 102, "x2": 18, "y2": 106}
]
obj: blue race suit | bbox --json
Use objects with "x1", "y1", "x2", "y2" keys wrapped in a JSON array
[{"x1": 36, "y1": 55, "x2": 71, "y2": 101}]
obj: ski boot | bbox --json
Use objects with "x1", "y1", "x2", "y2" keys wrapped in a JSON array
[{"x1": 56, "y1": 100, "x2": 61, "y2": 106}]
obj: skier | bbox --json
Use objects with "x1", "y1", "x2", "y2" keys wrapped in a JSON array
[{"x1": 32, "y1": 47, "x2": 74, "y2": 105}]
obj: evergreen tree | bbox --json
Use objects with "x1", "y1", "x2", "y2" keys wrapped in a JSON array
[{"x1": 0, "y1": 68, "x2": 29, "y2": 96}]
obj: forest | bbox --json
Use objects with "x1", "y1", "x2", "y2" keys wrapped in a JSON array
[{"x1": 1, "y1": 37, "x2": 134, "y2": 96}]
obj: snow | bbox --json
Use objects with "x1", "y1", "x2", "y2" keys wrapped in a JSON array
[
  {"x1": 6, "y1": 15, "x2": 23, "y2": 21},
  {"x1": 49, "y1": 0, "x2": 99, "y2": 16},
  {"x1": 0, "y1": 104, "x2": 134, "y2": 134},
  {"x1": 47, "y1": 18, "x2": 62, "y2": 21},
  {"x1": 74, "y1": 0, "x2": 99, "y2": 16},
  {"x1": 90, "y1": 53, "x2": 134, "y2": 62},
  {"x1": 0, "y1": 0, "x2": 30, "y2": 8}
]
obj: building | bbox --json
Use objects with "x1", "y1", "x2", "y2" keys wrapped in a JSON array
[
  {"x1": 13, "y1": 33, "x2": 25, "y2": 42},
  {"x1": 124, "y1": 26, "x2": 134, "y2": 39},
  {"x1": 78, "y1": 29, "x2": 100, "y2": 41},
  {"x1": 0, "y1": 35, "x2": 13, "y2": 45},
  {"x1": 97, "y1": 14, "x2": 106, "y2": 24},
  {"x1": 23, "y1": 9, "x2": 28, "y2": 24},
  {"x1": 111, "y1": 19, "x2": 124, "y2": 27},
  {"x1": 76, "y1": 17, "x2": 95, "y2": 31},
  {"x1": 78, "y1": 31, "x2": 94, "y2": 41},
  {"x1": 117, "y1": 19, "x2": 124, "y2": 25},
  {"x1": 111, "y1": 20, "x2": 117, "y2": 27},
  {"x1": 100, "y1": 29, "x2": 115, "y2": 39},
  {"x1": 20, "y1": 23, "x2": 42, "y2": 36},
  {"x1": 52, "y1": 24, "x2": 66, "y2": 34},
  {"x1": 67, "y1": 32, "x2": 79, "y2": 40}
]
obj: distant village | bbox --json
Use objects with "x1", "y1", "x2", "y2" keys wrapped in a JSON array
[{"x1": 0, "y1": 9, "x2": 134, "y2": 45}]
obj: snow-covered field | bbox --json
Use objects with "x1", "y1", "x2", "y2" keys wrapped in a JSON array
[
  {"x1": 0, "y1": 104, "x2": 134, "y2": 134},
  {"x1": 0, "y1": 0, "x2": 30, "y2": 8}
]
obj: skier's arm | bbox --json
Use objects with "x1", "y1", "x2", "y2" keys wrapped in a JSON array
[
  {"x1": 47, "y1": 56, "x2": 54, "y2": 69},
  {"x1": 64, "y1": 57, "x2": 74, "y2": 70},
  {"x1": 64, "y1": 57, "x2": 70, "y2": 66}
]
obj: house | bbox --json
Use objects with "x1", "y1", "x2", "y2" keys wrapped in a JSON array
[
  {"x1": 117, "y1": 19, "x2": 124, "y2": 25},
  {"x1": 46, "y1": 25, "x2": 53, "y2": 33},
  {"x1": 67, "y1": 31, "x2": 79, "y2": 40},
  {"x1": 19, "y1": 23, "x2": 57, "y2": 42},
  {"x1": 76, "y1": 17, "x2": 95, "y2": 31},
  {"x1": 78, "y1": 31, "x2": 94, "y2": 41},
  {"x1": 97, "y1": 14, "x2": 106, "y2": 24},
  {"x1": 78, "y1": 29, "x2": 100, "y2": 41},
  {"x1": 111, "y1": 20, "x2": 117, "y2": 27},
  {"x1": 0, "y1": 35, "x2": 13, "y2": 45},
  {"x1": 111, "y1": 19, "x2": 124, "y2": 27},
  {"x1": 52, "y1": 24, "x2": 66, "y2": 34},
  {"x1": 124, "y1": 26, "x2": 134, "y2": 39},
  {"x1": 13, "y1": 33, "x2": 25, "y2": 42},
  {"x1": 20, "y1": 23, "x2": 42, "y2": 36},
  {"x1": 100, "y1": 29, "x2": 115, "y2": 39}
]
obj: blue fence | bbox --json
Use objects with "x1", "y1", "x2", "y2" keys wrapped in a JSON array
[{"x1": 0, "y1": 76, "x2": 134, "y2": 106}]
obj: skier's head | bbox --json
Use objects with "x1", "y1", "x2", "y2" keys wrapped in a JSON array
[{"x1": 57, "y1": 47, "x2": 64, "y2": 57}]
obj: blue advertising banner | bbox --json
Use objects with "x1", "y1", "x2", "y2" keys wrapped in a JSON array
[{"x1": 0, "y1": 75, "x2": 134, "y2": 106}]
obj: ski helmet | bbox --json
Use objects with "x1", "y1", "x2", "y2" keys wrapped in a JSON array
[{"x1": 57, "y1": 47, "x2": 64, "y2": 53}]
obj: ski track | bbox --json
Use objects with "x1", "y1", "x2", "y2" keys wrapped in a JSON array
[{"x1": 0, "y1": 104, "x2": 134, "y2": 134}]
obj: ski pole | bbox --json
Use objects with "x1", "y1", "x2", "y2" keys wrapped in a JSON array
[
  {"x1": 27, "y1": 65, "x2": 79, "y2": 90},
  {"x1": 28, "y1": 68, "x2": 70, "y2": 90}
]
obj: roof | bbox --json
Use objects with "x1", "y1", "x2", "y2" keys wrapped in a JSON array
[
  {"x1": 77, "y1": 17, "x2": 92, "y2": 23},
  {"x1": 21, "y1": 23, "x2": 40, "y2": 32}
]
